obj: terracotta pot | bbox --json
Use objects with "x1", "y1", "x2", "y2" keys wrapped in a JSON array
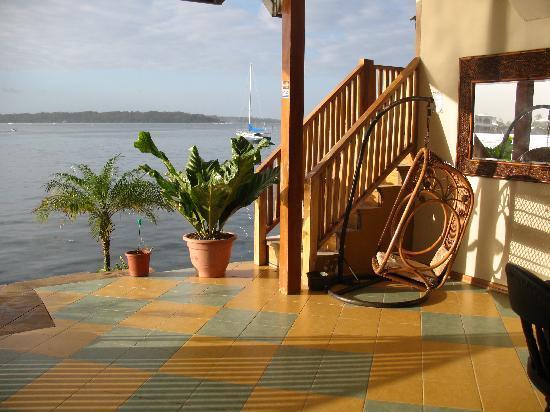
[
  {"x1": 125, "y1": 249, "x2": 151, "y2": 277},
  {"x1": 183, "y1": 233, "x2": 236, "y2": 278}
]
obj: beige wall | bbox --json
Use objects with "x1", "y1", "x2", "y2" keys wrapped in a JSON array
[{"x1": 415, "y1": 0, "x2": 550, "y2": 284}]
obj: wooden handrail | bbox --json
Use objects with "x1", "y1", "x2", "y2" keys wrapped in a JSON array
[
  {"x1": 301, "y1": 57, "x2": 420, "y2": 275},
  {"x1": 305, "y1": 57, "x2": 419, "y2": 180},
  {"x1": 254, "y1": 57, "x2": 410, "y2": 267}
]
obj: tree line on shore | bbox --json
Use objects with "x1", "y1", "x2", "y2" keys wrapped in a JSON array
[{"x1": 0, "y1": 111, "x2": 280, "y2": 124}]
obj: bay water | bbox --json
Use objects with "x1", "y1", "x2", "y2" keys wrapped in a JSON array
[{"x1": 0, "y1": 123, "x2": 279, "y2": 284}]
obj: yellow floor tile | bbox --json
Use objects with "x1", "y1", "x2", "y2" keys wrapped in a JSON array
[
  {"x1": 283, "y1": 314, "x2": 338, "y2": 349},
  {"x1": 455, "y1": 292, "x2": 500, "y2": 317},
  {"x1": 243, "y1": 387, "x2": 309, "y2": 411},
  {"x1": 205, "y1": 340, "x2": 279, "y2": 384},
  {"x1": 328, "y1": 317, "x2": 379, "y2": 353},
  {"x1": 421, "y1": 290, "x2": 461, "y2": 314},
  {"x1": 56, "y1": 387, "x2": 131, "y2": 411},
  {"x1": 171, "y1": 303, "x2": 220, "y2": 318},
  {"x1": 159, "y1": 336, "x2": 235, "y2": 379},
  {"x1": 502, "y1": 316, "x2": 527, "y2": 348},
  {"x1": 157, "y1": 316, "x2": 209, "y2": 334},
  {"x1": 84, "y1": 365, "x2": 151, "y2": 395},
  {"x1": 422, "y1": 341, "x2": 481, "y2": 410},
  {"x1": 28, "y1": 322, "x2": 110, "y2": 358},
  {"x1": 262, "y1": 294, "x2": 309, "y2": 313},
  {"x1": 377, "y1": 309, "x2": 421, "y2": 338},
  {"x1": 469, "y1": 345, "x2": 541, "y2": 412},
  {"x1": 367, "y1": 337, "x2": 423, "y2": 405},
  {"x1": 340, "y1": 305, "x2": 381, "y2": 320},
  {"x1": 300, "y1": 301, "x2": 343, "y2": 319},
  {"x1": 40, "y1": 292, "x2": 84, "y2": 313},
  {"x1": 225, "y1": 294, "x2": 271, "y2": 310},
  {"x1": 1, "y1": 360, "x2": 108, "y2": 411},
  {"x1": 303, "y1": 392, "x2": 365, "y2": 412}
]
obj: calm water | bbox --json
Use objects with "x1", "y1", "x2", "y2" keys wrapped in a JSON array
[{"x1": 0, "y1": 123, "x2": 279, "y2": 284}]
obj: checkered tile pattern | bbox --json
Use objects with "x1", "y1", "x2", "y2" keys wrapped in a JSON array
[{"x1": 0, "y1": 262, "x2": 545, "y2": 411}]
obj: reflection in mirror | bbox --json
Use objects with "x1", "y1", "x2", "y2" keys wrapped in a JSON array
[{"x1": 472, "y1": 79, "x2": 550, "y2": 164}]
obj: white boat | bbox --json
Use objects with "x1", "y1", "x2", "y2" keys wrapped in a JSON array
[{"x1": 236, "y1": 63, "x2": 271, "y2": 143}]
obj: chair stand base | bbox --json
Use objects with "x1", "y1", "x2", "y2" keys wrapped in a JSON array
[{"x1": 328, "y1": 275, "x2": 431, "y2": 308}]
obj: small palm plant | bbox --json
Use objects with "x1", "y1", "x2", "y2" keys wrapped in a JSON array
[{"x1": 33, "y1": 155, "x2": 170, "y2": 271}]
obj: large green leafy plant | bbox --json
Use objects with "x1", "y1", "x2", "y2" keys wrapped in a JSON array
[
  {"x1": 134, "y1": 131, "x2": 279, "y2": 240},
  {"x1": 34, "y1": 156, "x2": 170, "y2": 271}
]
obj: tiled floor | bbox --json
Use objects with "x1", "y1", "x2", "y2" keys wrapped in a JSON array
[{"x1": 0, "y1": 262, "x2": 546, "y2": 411}]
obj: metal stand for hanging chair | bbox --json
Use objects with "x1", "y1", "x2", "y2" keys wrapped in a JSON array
[{"x1": 328, "y1": 96, "x2": 474, "y2": 307}]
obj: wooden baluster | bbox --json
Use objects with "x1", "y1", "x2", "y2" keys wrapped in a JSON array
[
  {"x1": 319, "y1": 168, "x2": 327, "y2": 236},
  {"x1": 323, "y1": 106, "x2": 330, "y2": 156},
  {"x1": 386, "y1": 90, "x2": 395, "y2": 168},
  {"x1": 274, "y1": 157, "x2": 280, "y2": 223},
  {"x1": 254, "y1": 190, "x2": 268, "y2": 265},
  {"x1": 394, "y1": 82, "x2": 404, "y2": 157},
  {"x1": 407, "y1": 75, "x2": 414, "y2": 145},
  {"x1": 346, "y1": 137, "x2": 357, "y2": 206},
  {"x1": 331, "y1": 157, "x2": 340, "y2": 227},
  {"x1": 347, "y1": 83, "x2": 352, "y2": 131},
  {"x1": 339, "y1": 144, "x2": 349, "y2": 219},
  {"x1": 411, "y1": 70, "x2": 419, "y2": 146},
  {"x1": 302, "y1": 175, "x2": 320, "y2": 277},
  {"x1": 339, "y1": 92, "x2": 345, "y2": 142},
  {"x1": 266, "y1": 174, "x2": 274, "y2": 226}
]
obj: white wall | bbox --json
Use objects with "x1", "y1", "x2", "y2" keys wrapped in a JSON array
[{"x1": 416, "y1": 0, "x2": 550, "y2": 284}]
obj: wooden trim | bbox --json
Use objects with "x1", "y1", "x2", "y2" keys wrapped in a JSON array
[
  {"x1": 451, "y1": 271, "x2": 508, "y2": 294},
  {"x1": 456, "y1": 48, "x2": 550, "y2": 183},
  {"x1": 306, "y1": 57, "x2": 420, "y2": 180},
  {"x1": 278, "y1": 0, "x2": 305, "y2": 295}
]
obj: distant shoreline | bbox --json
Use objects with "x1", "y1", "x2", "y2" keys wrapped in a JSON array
[{"x1": 0, "y1": 111, "x2": 280, "y2": 124}]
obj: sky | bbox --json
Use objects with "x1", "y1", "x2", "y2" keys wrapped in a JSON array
[{"x1": 0, "y1": 0, "x2": 416, "y2": 118}]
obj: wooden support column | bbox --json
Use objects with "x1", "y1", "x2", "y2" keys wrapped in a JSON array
[
  {"x1": 279, "y1": 0, "x2": 305, "y2": 295},
  {"x1": 512, "y1": 80, "x2": 534, "y2": 161}
]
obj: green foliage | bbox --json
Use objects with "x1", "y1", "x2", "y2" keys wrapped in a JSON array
[
  {"x1": 486, "y1": 135, "x2": 513, "y2": 160},
  {"x1": 134, "y1": 131, "x2": 279, "y2": 240},
  {"x1": 33, "y1": 155, "x2": 170, "y2": 271},
  {"x1": 113, "y1": 256, "x2": 129, "y2": 271}
]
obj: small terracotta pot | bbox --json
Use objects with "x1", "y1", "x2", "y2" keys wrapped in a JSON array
[
  {"x1": 183, "y1": 233, "x2": 236, "y2": 278},
  {"x1": 125, "y1": 249, "x2": 151, "y2": 277}
]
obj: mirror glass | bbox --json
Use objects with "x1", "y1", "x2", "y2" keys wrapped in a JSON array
[{"x1": 472, "y1": 79, "x2": 550, "y2": 163}]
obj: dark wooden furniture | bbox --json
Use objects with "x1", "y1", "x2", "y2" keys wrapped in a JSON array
[
  {"x1": 457, "y1": 48, "x2": 550, "y2": 183},
  {"x1": 506, "y1": 263, "x2": 550, "y2": 411}
]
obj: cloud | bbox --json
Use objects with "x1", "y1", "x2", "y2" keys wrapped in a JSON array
[
  {"x1": 0, "y1": 87, "x2": 20, "y2": 94},
  {"x1": 0, "y1": 0, "x2": 414, "y2": 73}
]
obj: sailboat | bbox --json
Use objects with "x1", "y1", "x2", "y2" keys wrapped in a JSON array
[{"x1": 236, "y1": 63, "x2": 271, "y2": 143}]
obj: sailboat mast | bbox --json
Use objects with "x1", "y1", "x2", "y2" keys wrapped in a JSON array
[{"x1": 248, "y1": 63, "x2": 252, "y2": 126}]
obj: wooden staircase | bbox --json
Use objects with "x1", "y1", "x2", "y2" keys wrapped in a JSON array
[{"x1": 254, "y1": 57, "x2": 420, "y2": 286}]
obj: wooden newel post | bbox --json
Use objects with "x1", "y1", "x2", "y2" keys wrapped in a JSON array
[
  {"x1": 358, "y1": 59, "x2": 376, "y2": 116},
  {"x1": 279, "y1": 0, "x2": 305, "y2": 295},
  {"x1": 253, "y1": 191, "x2": 267, "y2": 266}
]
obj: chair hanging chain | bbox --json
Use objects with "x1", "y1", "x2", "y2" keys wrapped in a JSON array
[{"x1": 424, "y1": 103, "x2": 433, "y2": 148}]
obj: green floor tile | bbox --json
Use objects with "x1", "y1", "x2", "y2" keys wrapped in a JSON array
[
  {"x1": 202, "y1": 284, "x2": 243, "y2": 296},
  {"x1": 180, "y1": 294, "x2": 235, "y2": 307},
  {"x1": 183, "y1": 379, "x2": 253, "y2": 411},
  {"x1": 0, "y1": 353, "x2": 59, "y2": 401},
  {"x1": 259, "y1": 346, "x2": 325, "y2": 391},
  {"x1": 71, "y1": 327, "x2": 149, "y2": 362},
  {"x1": 127, "y1": 373, "x2": 201, "y2": 405},
  {"x1": 516, "y1": 347, "x2": 529, "y2": 370},
  {"x1": 197, "y1": 318, "x2": 248, "y2": 339},
  {"x1": 422, "y1": 312, "x2": 466, "y2": 344},
  {"x1": 0, "y1": 349, "x2": 21, "y2": 366},
  {"x1": 384, "y1": 289, "x2": 422, "y2": 311},
  {"x1": 238, "y1": 322, "x2": 290, "y2": 343},
  {"x1": 461, "y1": 315, "x2": 512, "y2": 347},
  {"x1": 213, "y1": 308, "x2": 258, "y2": 324},
  {"x1": 158, "y1": 283, "x2": 209, "y2": 301},
  {"x1": 136, "y1": 330, "x2": 191, "y2": 349},
  {"x1": 115, "y1": 347, "x2": 180, "y2": 371},
  {"x1": 489, "y1": 291, "x2": 517, "y2": 318},
  {"x1": 57, "y1": 297, "x2": 148, "y2": 325},
  {"x1": 312, "y1": 350, "x2": 372, "y2": 398},
  {"x1": 252, "y1": 311, "x2": 297, "y2": 328},
  {"x1": 364, "y1": 400, "x2": 422, "y2": 412}
]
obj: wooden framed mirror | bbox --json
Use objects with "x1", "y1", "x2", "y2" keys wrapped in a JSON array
[{"x1": 457, "y1": 48, "x2": 550, "y2": 183}]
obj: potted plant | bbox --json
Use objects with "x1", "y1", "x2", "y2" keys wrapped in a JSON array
[
  {"x1": 125, "y1": 218, "x2": 152, "y2": 277},
  {"x1": 34, "y1": 155, "x2": 170, "y2": 272},
  {"x1": 134, "y1": 131, "x2": 279, "y2": 277}
]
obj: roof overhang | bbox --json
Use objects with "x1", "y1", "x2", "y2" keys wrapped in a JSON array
[{"x1": 180, "y1": 0, "x2": 281, "y2": 18}]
